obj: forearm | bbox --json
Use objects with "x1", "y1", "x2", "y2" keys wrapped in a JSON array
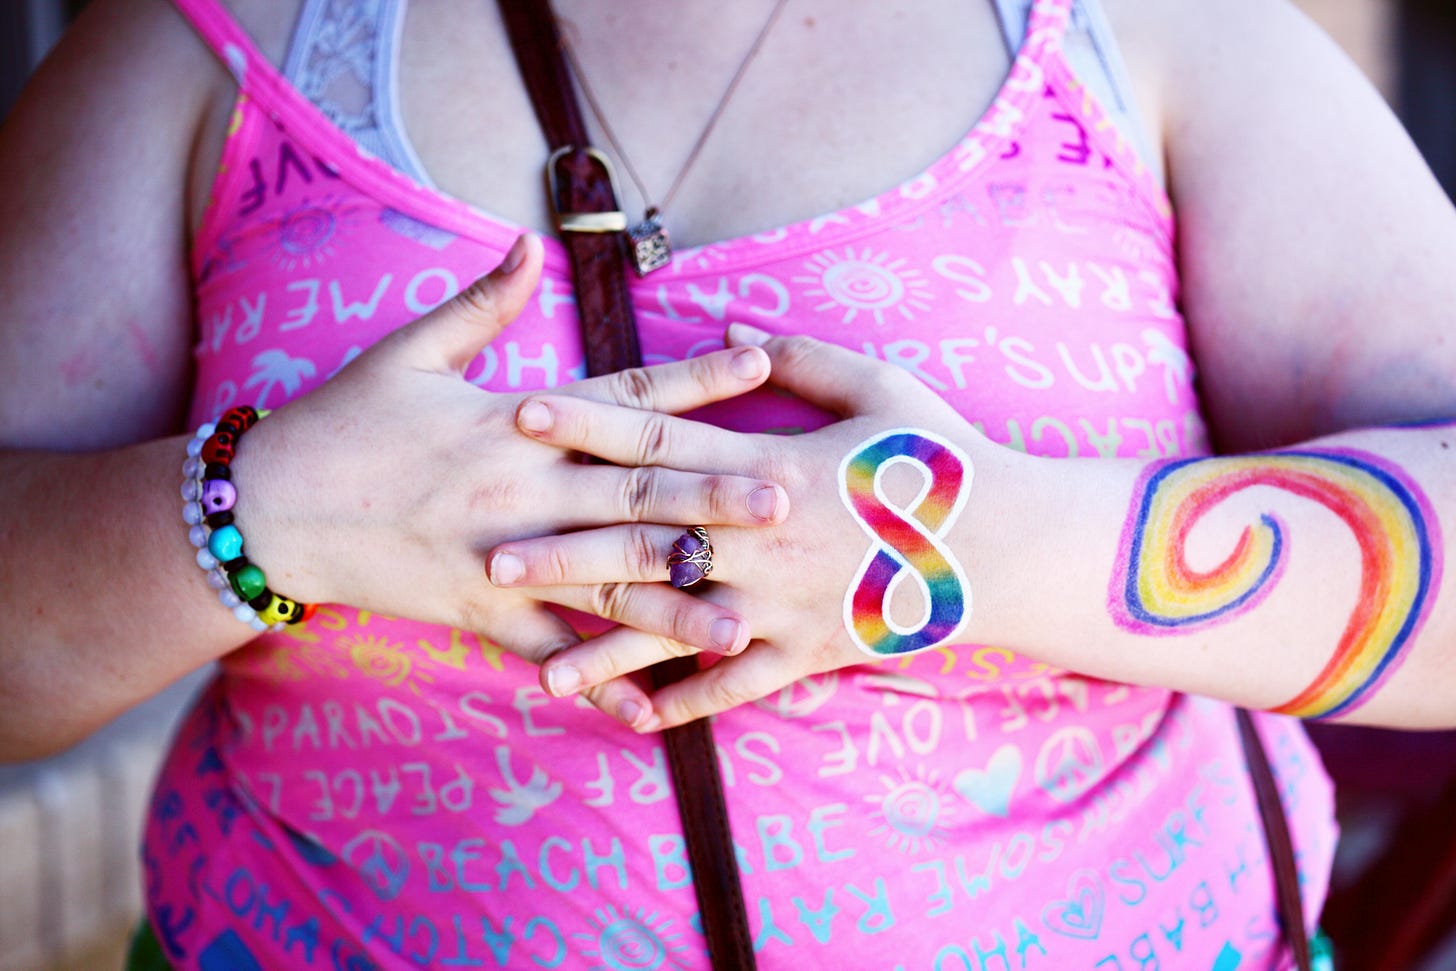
[
  {"x1": 962, "y1": 421, "x2": 1456, "y2": 727},
  {"x1": 0, "y1": 439, "x2": 256, "y2": 759}
]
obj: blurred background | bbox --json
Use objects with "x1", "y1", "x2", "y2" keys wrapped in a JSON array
[{"x1": 2, "y1": 1, "x2": 1455, "y2": 969}]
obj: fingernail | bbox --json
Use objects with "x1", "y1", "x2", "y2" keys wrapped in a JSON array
[
  {"x1": 709, "y1": 617, "x2": 744, "y2": 653},
  {"x1": 489, "y1": 552, "x2": 524, "y2": 586},
  {"x1": 731, "y1": 347, "x2": 766, "y2": 380},
  {"x1": 546, "y1": 664, "x2": 581, "y2": 696},
  {"x1": 497, "y1": 234, "x2": 530, "y2": 276},
  {"x1": 618, "y1": 698, "x2": 645, "y2": 726},
  {"x1": 747, "y1": 485, "x2": 780, "y2": 521},
  {"x1": 727, "y1": 322, "x2": 772, "y2": 347},
  {"x1": 517, "y1": 400, "x2": 553, "y2": 434}
]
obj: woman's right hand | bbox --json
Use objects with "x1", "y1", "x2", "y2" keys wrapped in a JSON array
[{"x1": 232, "y1": 235, "x2": 787, "y2": 727}]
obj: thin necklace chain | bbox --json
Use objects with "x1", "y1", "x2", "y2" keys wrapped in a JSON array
[{"x1": 556, "y1": 0, "x2": 792, "y2": 220}]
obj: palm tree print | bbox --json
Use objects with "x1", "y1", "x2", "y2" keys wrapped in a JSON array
[{"x1": 244, "y1": 349, "x2": 318, "y2": 408}]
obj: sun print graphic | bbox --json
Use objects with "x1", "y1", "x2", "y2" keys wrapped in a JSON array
[
  {"x1": 573, "y1": 906, "x2": 690, "y2": 971},
  {"x1": 865, "y1": 766, "x2": 954, "y2": 854},
  {"x1": 794, "y1": 246, "x2": 934, "y2": 326},
  {"x1": 270, "y1": 195, "x2": 357, "y2": 272},
  {"x1": 343, "y1": 634, "x2": 435, "y2": 695}
]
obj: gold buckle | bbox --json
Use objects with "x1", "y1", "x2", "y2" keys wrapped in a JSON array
[{"x1": 546, "y1": 147, "x2": 628, "y2": 233}]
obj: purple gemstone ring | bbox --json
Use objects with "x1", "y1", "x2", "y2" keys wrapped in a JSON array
[{"x1": 667, "y1": 526, "x2": 714, "y2": 589}]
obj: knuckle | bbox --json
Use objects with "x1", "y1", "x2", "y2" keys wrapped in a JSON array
[
  {"x1": 449, "y1": 280, "x2": 499, "y2": 323},
  {"x1": 778, "y1": 335, "x2": 822, "y2": 371},
  {"x1": 619, "y1": 467, "x2": 657, "y2": 520},
  {"x1": 588, "y1": 582, "x2": 633, "y2": 621},
  {"x1": 634, "y1": 413, "x2": 672, "y2": 466},
  {"x1": 702, "y1": 474, "x2": 740, "y2": 520},
  {"x1": 704, "y1": 670, "x2": 752, "y2": 713},
  {"x1": 627, "y1": 526, "x2": 663, "y2": 579},
  {"x1": 612, "y1": 367, "x2": 659, "y2": 410},
  {"x1": 541, "y1": 546, "x2": 574, "y2": 585}
]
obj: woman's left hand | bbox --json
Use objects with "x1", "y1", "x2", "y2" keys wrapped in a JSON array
[{"x1": 488, "y1": 323, "x2": 1018, "y2": 730}]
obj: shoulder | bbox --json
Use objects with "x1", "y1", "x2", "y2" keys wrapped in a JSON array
[{"x1": 1102, "y1": 0, "x2": 1456, "y2": 448}]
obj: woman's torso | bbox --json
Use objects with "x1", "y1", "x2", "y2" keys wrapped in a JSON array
[{"x1": 144, "y1": 1, "x2": 1336, "y2": 967}]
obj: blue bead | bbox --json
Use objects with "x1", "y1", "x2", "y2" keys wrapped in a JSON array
[{"x1": 208, "y1": 524, "x2": 244, "y2": 562}]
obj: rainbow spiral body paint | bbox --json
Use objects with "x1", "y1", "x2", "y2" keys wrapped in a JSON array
[
  {"x1": 1111, "y1": 448, "x2": 1441, "y2": 718},
  {"x1": 840, "y1": 429, "x2": 973, "y2": 657}
]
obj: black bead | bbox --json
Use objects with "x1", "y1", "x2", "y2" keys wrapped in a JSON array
[{"x1": 205, "y1": 510, "x2": 235, "y2": 529}]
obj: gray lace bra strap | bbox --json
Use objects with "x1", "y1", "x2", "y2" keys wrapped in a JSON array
[
  {"x1": 988, "y1": 0, "x2": 1163, "y2": 188},
  {"x1": 281, "y1": 0, "x2": 433, "y2": 185}
]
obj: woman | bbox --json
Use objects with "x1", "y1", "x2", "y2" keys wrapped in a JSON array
[{"x1": 3, "y1": 0, "x2": 1454, "y2": 967}]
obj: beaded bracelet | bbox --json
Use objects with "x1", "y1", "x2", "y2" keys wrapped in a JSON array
[{"x1": 182, "y1": 406, "x2": 315, "y2": 633}]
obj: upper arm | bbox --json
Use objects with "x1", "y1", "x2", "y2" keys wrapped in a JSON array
[
  {"x1": 1134, "y1": 0, "x2": 1456, "y2": 451},
  {"x1": 0, "y1": 0, "x2": 224, "y2": 449}
]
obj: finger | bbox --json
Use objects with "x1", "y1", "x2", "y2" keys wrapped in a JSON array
[
  {"x1": 644, "y1": 646, "x2": 790, "y2": 730},
  {"x1": 483, "y1": 606, "x2": 658, "y2": 732},
  {"x1": 540, "y1": 626, "x2": 699, "y2": 711},
  {"x1": 516, "y1": 395, "x2": 745, "y2": 470},
  {"x1": 578, "y1": 465, "x2": 788, "y2": 528},
  {"x1": 535, "y1": 580, "x2": 749, "y2": 657},
  {"x1": 567, "y1": 345, "x2": 770, "y2": 413},
  {"x1": 726, "y1": 322, "x2": 911, "y2": 415},
  {"x1": 377, "y1": 233, "x2": 545, "y2": 374},
  {"x1": 490, "y1": 521, "x2": 756, "y2": 589}
]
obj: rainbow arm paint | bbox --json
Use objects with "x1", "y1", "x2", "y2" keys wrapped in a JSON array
[{"x1": 1109, "y1": 448, "x2": 1442, "y2": 719}]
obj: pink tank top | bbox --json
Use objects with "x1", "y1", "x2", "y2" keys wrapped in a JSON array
[{"x1": 146, "y1": 2, "x2": 1335, "y2": 968}]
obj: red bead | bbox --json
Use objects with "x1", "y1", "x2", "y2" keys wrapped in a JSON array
[{"x1": 201, "y1": 433, "x2": 235, "y2": 465}]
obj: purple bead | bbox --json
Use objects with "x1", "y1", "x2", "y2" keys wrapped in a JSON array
[
  {"x1": 669, "y1": 560, "x2": 708, "y2": 588},
  {"x1": 201, "y1": 478, "x2": 238, "y2": 513},
  {"x1": 667, "y1": 528, "x2": 712, "y2": 588}
]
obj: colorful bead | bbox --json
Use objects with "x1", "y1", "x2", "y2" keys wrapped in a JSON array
[
  {"x1": 229, "y1": 563, "x2": 267, "y2": 601},
  {"x1": 201, "y1": 434, "x2": 235, "y2": 465},
  {"x1": 256, "y1": 594, "x2": 304, "y2": 626},
  {"x1": 208, "y1": 524, "x2": 244, "y2": 562},
  {"x1": 183, "y1": 410, "x2": 310, "y2": 635},
  {"x1": 200, "y1": 478, "x2": 237, "y2": 514}
]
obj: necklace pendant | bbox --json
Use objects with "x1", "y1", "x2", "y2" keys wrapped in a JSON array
[{"x1": 628, "y1": 211, "x2": 671, "y2": 275}]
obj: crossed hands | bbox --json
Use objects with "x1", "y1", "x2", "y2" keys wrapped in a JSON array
[{"x1": 244, "y1": 235, "x2": 996, "y2": 733}]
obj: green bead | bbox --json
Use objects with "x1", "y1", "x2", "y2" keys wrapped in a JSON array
[{"x1": 230, "y1": 563, "x2": 267, "y2": 601}]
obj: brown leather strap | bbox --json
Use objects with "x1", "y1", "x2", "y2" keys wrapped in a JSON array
[
  {"x1": 1236, "y1": 708, "x2": 1312, "y2": 971},
  {"x1": 497, "y1": 4, "x2": 757, "y2": 968}
]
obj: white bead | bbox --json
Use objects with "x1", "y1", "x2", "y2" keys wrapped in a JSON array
[
  {"x1": 219, "y1": 589, "x2": 242, "y2": 608},
  {"x1": 183, "y1": 502, "x2": 204, "y2": 525},
  {"x1": 188, "y1": 525, "x2": 208, "y2": 548},
  {"x1": 186, "y1": 437, "x2": 204, "y2": 458},
  {"x1": 198, "y1": 422, "x2": 216, "y2": 438},
  {"x1": 248, "y1": 617, "x2": 269, "y2": 632},
  {"x1": 182, "y1": 456, "x2": 201, "y2": 478},
  {"x1": 196, "y1": 549, "x2": 219, "y2": 571},
  {"x1": 207, "y1": 568, "x2": 230, "y2": 591},
  {"x1": 181, "y1": 479, "x2": 201, "y2": 500},
  {"x1": 233, "y1": 603, "x2": 257, "y2": 623}
]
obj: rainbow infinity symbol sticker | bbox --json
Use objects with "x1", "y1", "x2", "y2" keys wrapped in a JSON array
[{"x1": 839, "y1": 429, "x2": 973, "y2": 657}]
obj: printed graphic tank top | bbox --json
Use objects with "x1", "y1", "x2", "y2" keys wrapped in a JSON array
[{"x1": 145, "y1": 1, "x2": 1337, "y2": 968}]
